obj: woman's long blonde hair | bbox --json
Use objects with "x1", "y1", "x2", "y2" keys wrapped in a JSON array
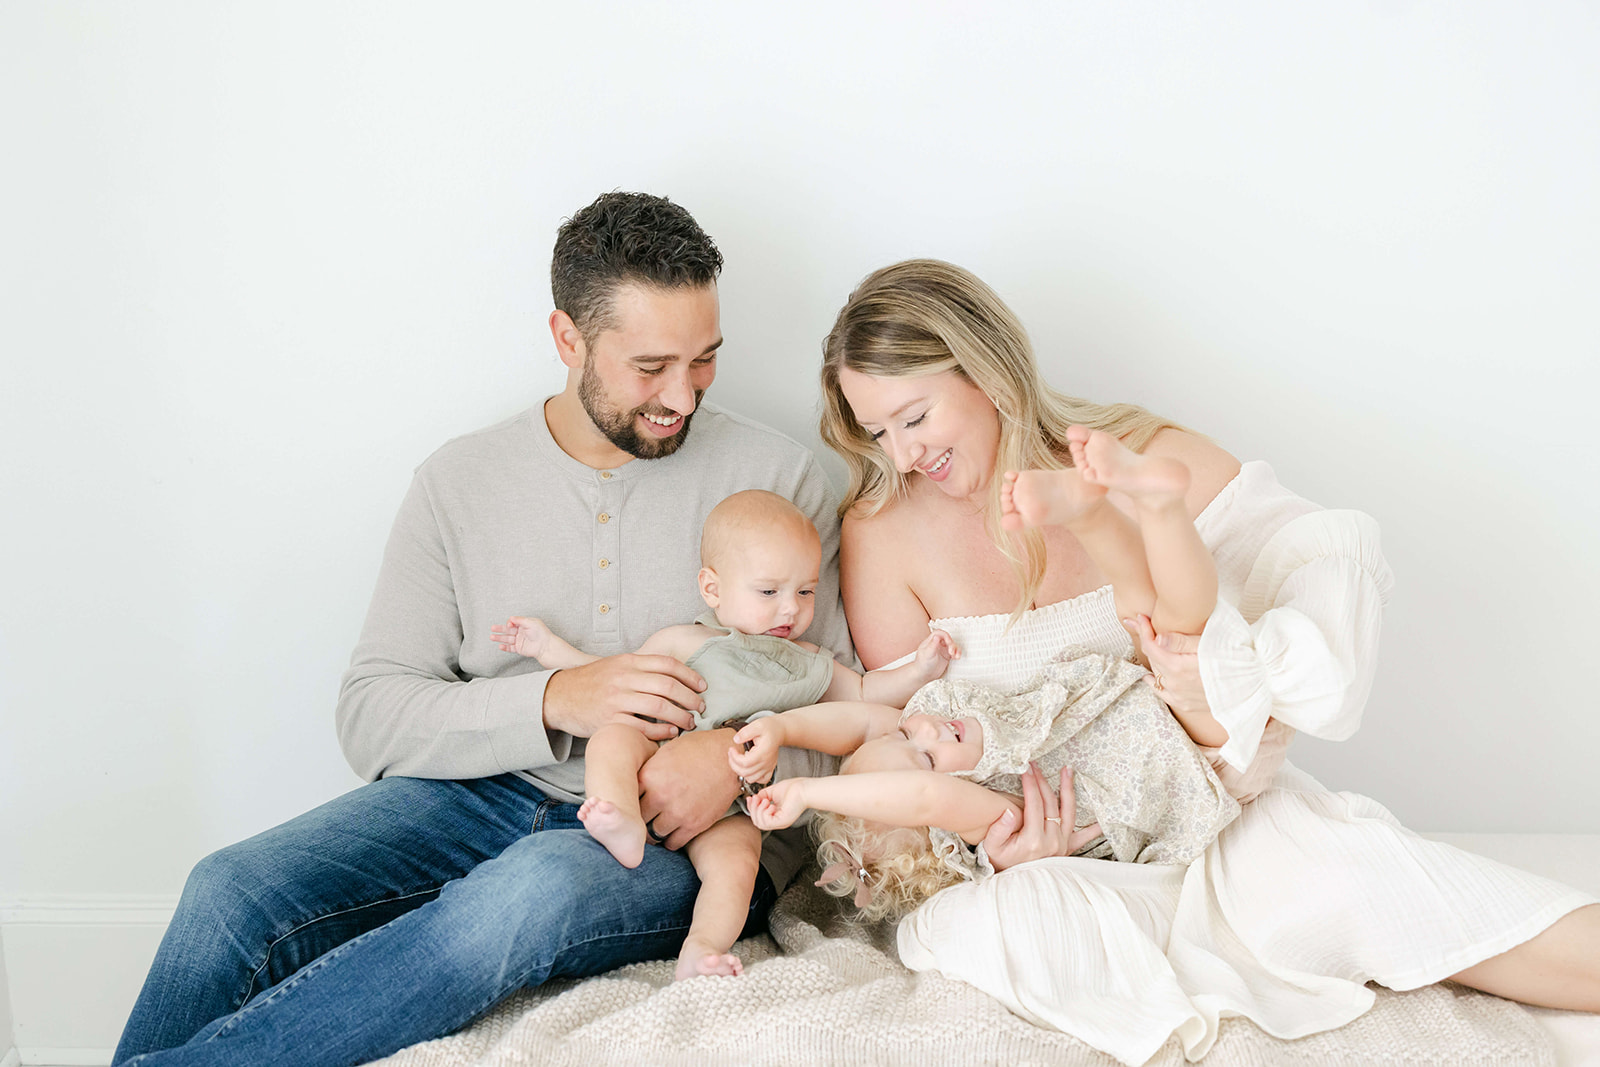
[{"x1": 820, "y1": 259, "x2": 1180, "y2": 621}]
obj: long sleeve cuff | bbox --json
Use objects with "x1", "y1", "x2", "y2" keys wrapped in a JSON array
[
  {"x1": 482, "y1": 668, "x2": 568, "y2": 773},
  {"x1": 1199, "y1": 597, "x2": 1342, "y2": 770}
]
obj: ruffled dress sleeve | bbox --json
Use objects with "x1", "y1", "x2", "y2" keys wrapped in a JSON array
[{"x1": 1194, "y1": 464, "x2": 1395, "y2": 772}]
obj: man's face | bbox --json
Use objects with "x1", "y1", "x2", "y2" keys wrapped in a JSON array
[{"x1": 577, "y1": 283, "x2": 721, "y2": 460}]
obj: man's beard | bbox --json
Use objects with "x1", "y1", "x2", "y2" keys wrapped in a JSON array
[{"x1": 578, "y1": 357, "x2": 701, "y2": 460}]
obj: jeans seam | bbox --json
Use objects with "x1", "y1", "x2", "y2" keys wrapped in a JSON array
[
  {"x1": 212, "y1": 902, "x2": 425, "y2": 1042},
  {"x1": 238, "y1": 884, "x2": 447, "y2": 1005}
]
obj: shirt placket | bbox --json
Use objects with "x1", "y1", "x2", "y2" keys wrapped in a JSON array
[{"x1": 594, "y1": 469, "x2": 622, "y2": 639}]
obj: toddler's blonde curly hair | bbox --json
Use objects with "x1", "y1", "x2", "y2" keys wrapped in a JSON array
[{"x1": 811, "y1": 810, "x2": 967, "y2": 922}]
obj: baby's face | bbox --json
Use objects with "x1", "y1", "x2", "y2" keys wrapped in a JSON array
[
  {"x1": 703, "y1": 523, "x2": 820, "y2": 640},
  {"x1": 853, "y1": 713, "x2": 984, "y2": 774}
]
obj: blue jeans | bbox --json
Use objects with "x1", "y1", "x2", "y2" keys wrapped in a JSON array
[{"x1": 113, "y1": 774, "x2": 777, "y2": 1066}]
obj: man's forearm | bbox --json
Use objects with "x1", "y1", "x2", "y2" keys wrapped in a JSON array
[{"x1": 337, "y1": 665, "x2": 561, "y2": 781}]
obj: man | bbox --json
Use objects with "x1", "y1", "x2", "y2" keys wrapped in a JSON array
[{"x1": 114, "y1": 192, "x2": 850, "y2": 1066}]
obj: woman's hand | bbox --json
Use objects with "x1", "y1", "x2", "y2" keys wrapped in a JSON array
[
  {"x1": 1129, "y1": 614, "x2": 1207, "y2": 716},
  {"x1": 981, "y1": 763, "x2": 1101, "y2": 872},
  {"x1": 1129, "y1": 614, "x2": 1230, "y2": 747}
]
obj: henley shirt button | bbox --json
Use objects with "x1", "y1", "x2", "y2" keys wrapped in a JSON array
[
  {"x1": 600, "y1": 470, "x2": 613, "y2": 480},
  {"x1": 598, "y1": 603, "x2": 610, "y2": 614},
  {"x1": 598, "y1": 558, "x2": 610, "y2": 569},
  {"x1": 597, "y1": 512, "x2": 610, "y2": 524}
]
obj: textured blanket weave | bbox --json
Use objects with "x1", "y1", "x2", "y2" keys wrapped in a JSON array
[{"x1": 373, "y1": 874, "x2": 1552, "y2": 1067}]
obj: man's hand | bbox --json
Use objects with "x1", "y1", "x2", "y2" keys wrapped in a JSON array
[
  {"x1": 729, "y1": 718, "x2": 784, "y2": 784},
  {"x1": 748, "y1": 779, "x2": 807, "y2": 831},
  {"x1": 542, "y1": 653, "x2": 705, "y2": 741},
  {"x1": 982, "y1": 763, "x2": 1101, "y2": 872},
  {"x1": 638, "y1": 727, "x2": 741, "y2": 849}
]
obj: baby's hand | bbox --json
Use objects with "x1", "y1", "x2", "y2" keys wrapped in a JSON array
[
  {"x1": 490, "y1": 616, "x2": 553, "y2": 660},
  {"x1": 729, "y1": 718, "x2": 784, "y2": 784},
  {"x1": 748, "y1": 780, "x2": 807, "y2": 831},
  {"x1": 912, "y1": 628, "x2": 960, "y2": 680}
]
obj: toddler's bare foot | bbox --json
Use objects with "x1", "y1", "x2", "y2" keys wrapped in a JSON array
[
  {"x1": 491, "y1": 615, "x2": 557, "y2": 661},
  {"x1": 1076, "y1": 429, "x2": 1190, "y2": 508},
  {"x1": 1001, "y1": 468, "x2": 1108, "y2": 531},
  {"x1": 578, "y1": 797, "x2": 647, "y2": 869},
  {"x1": 675, "y1": 937, "x2": 744, "y2": 980}
]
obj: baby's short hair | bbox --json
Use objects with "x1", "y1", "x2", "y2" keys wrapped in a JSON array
[{"x1": 699, "y1": 490, "x2": 818, "y2": 570}]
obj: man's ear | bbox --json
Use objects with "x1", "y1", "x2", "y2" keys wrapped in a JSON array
[
  {"x1": 549, "y1": 310, "x2": 586, "y2": 370},
  {"x1": 698, "y1": 566, "x2": 720, "y2": 608}
]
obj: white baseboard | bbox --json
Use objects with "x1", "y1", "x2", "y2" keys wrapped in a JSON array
[
  {"x1": 0, "y1": 839, "x2": 1595, "y2": 1065},
  {"x1": 0, "y1": 897, "x2": 174, "y2": 1062},
  {"x1": 16, "y1": 1050, "x2": 110, "y2": 1066}
]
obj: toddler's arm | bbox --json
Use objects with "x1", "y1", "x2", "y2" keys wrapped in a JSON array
[
  {"x1": 820, "y1": 629, "x2": 959, "y2": 706},
  {"x1": 749, "y1": 769, "x2": 1015, "y2": 844},
  {"x1": 728, "y1": 701, "x2": 901, "y2": 784}
]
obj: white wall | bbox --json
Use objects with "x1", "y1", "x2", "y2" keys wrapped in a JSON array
[{"x1": 3, "y1": 0, "x2": 1597, "y2": 927}]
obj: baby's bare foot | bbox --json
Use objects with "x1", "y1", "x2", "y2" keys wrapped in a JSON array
[
  {"x1": 675, "y1": 938, "x2": 744, "y2": 980},
  {"x1": 1078, "y1": 429, "x2": 1190, "y2": 507},
  {"x1": 578, "y1": 797, "x2": 647, "y2": 869},
  {"x1": 1002, "y1": 468, "x2": 1108, "y2": 531}
]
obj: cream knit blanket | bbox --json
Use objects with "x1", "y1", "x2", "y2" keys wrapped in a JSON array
[{"x1": 373, "y1": 874, "x2": 1552, "y2": 1067}]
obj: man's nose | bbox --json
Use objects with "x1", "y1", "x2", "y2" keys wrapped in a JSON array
[{"x1": 661, "y1": 369, "x2": 697, "y2": 415}]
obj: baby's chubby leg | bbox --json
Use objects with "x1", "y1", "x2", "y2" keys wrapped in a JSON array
[
  {"x1": 675, "y1": 815, "x2": 763, "y2": 980},
  {"x1": 1001, "y1": 439, "x2": 1157, "y2": 626},
  {"x1": 578, "y1": 725, "x2": 658, "y2": 868},
  {"x1": 1072, "y1": 428, "x2": 1215, "y2": 636},
  {"x1": 1071, "y1": 426, "x2": 1191, "y2": 505},
  {"x1": 1000, "y1": 464, "x2": 1109, "y2": 532}
]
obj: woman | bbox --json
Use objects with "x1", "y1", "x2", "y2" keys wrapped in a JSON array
[{"x1": 818, "y1": 259, "x2": 1600, "y2": 1065}]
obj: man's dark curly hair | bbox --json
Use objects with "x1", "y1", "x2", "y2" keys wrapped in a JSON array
[{"x1": 552, "y1": 191, "x2": 723, "y2": 342}]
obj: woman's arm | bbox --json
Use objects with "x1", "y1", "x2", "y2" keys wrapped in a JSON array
[
  {"x1": 841, "y1": 509, "x2": 935, "y2": 671},
  {"x1": 750, "y1": 771, "x2": 1017, "y2": 844}
]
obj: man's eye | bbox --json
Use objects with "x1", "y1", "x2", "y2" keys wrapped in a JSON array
[{"x1": 639, "y1": 366, "x2": 666, "y2": 376}]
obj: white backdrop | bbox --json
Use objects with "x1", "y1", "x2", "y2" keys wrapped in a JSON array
[{"x1": 3, "y1": 2, "x2": 1597, "y2": 906}]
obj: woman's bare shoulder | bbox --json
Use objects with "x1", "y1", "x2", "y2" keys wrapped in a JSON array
[{"x1": 1141, "y1": 428, "x2": 1242, "y2": 518}]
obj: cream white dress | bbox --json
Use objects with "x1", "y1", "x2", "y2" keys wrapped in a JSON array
[{"x1": 894, "y1": 462, "x2": 1596, "y2": 1066}]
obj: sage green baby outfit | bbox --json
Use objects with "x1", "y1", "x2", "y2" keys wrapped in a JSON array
[{"x1": 684, "y1": 611, "x2": 836, "y2": 730}]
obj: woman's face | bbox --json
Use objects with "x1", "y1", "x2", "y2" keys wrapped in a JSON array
[{"x1": 837, "y1": 367, "x2": 1001, "y2": 501}]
